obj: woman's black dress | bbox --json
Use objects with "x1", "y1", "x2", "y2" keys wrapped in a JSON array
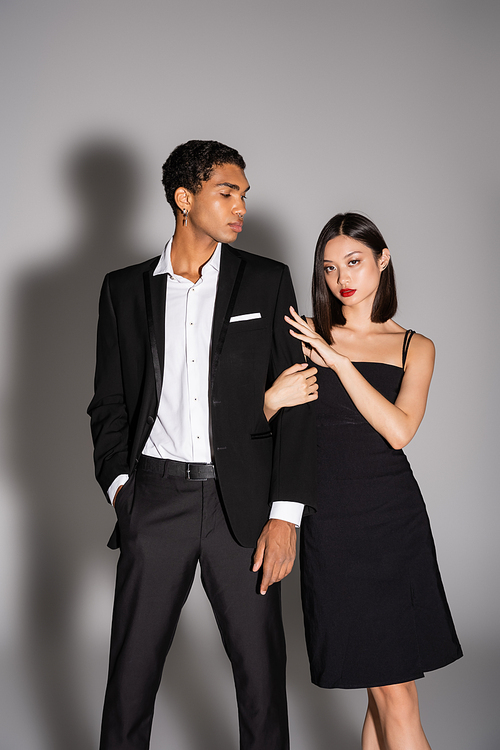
[{"x1": 301, "y1": 331, "x2": 462, "y2": 689}]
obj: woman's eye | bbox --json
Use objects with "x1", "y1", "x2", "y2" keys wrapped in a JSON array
[
  {"x1": 348, "y1": 259, "x2": 360, "y2": 266},
  {"x1": 324, "y1": 266, "x2": 335, "y2": 274}
]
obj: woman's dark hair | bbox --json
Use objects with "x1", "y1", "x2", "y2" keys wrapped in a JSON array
[
  {"x1": 162, "y1": 140, "x2": 246, "y2": 215},
  {"x1": 312, "y1": 212, "x2": 397, "y2": 343}
]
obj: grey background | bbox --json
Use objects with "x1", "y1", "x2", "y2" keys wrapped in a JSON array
[{"x1": 1, "y1": 1, "x2": 498, "y2": 748}]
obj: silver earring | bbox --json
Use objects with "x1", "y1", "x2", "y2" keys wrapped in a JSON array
[{"x1": 182, "y1": 209, "x2": 188, "y2": 227}]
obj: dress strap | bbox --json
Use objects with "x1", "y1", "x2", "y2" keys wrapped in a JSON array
[{"x1": 402, "y1": 329, "x2": 415, "y2": 369}]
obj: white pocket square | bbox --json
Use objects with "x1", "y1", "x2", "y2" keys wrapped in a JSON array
[{"x1": 229, "y1": 313, "x2": 262, "y2": 322}]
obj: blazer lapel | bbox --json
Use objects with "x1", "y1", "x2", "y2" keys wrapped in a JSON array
[
  {"x1": 211, "y1": 245, "x2": 245, "y2": 385},
  {"x1": 143, "y1": 262, "x2": 166, "y2": 403}
]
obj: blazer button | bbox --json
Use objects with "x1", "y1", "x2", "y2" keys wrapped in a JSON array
[{"x1": 147, "y1": 416, "x2": 154, "y2": 425}]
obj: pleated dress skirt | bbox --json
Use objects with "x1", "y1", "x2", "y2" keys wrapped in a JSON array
[{"x1": 301, "y1": 362, "x2": 462, "y2": 689}]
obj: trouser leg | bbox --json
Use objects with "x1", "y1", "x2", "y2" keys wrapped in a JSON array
[
  {"x1": 199, "y1": 480, "x2": 290, "y2": 750},
  {"x1": 99, "y1": 470, "x2": 203, "y2": 750}
]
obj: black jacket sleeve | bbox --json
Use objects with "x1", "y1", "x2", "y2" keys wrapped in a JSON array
[
  {"x1": 87, "y1": 274, "x2": 130, "y2": 499},
  {"x1": 268, "y1": 266, "x2": 316, "y2": 514}
]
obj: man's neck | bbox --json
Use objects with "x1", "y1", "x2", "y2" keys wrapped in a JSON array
[{"x1": 170, "y1": 228, "x2": 218, "y2": 283}]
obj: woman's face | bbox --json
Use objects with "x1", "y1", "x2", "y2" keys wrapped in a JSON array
[{"x1": 323, "y1": 235, "x2": 390, "y2": 309}]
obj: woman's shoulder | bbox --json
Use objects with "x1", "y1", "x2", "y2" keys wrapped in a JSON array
[
  {"x1": 405, "y1": 331, "x2": 435, "y2": 368},
  {"x1": 388, "y1": 321, "x2": 434, "y2": 352},
  {"x1": 383, "y1": 321, "x2": 435, "y2": 369}
]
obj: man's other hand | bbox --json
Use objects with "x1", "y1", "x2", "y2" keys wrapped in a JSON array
[
  {"x1": 252, "y1": 519, "x2": 297, "y2": 595},
  {"x1": 113, "y1": 485, "x2": 123, "y2": 507}
]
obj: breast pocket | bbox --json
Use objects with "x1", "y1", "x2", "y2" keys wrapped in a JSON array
[{"x1": 228, "y1": 317, "x2": 267, "y2": 332}]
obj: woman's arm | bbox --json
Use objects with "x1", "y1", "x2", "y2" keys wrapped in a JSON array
[
  {"x1": 264, "y1": 362, "x2": 319, "y2": 421},
  {"x1": 285, "y1": 308, "x2": 435, "y2": 449}
]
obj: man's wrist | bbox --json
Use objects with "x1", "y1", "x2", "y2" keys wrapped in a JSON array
[
  {"x1": 269, "y1": 501, "x2": 304, "y2": 528},
  {"x1": 108, "y1": 474, "x2": 129, "y2": 504}
]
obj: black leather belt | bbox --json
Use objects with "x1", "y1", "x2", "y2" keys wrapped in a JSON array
[{"x1": 139, "y1": 455, "x2": 216, "y2": 481}]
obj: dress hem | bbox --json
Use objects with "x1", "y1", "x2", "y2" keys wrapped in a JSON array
[{"x1": 311, "y1": 651, "x2": 463, "y2": 690}]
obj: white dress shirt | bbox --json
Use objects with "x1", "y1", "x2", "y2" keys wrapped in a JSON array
[
  {"x1": 109, "y1": 240, "x2": 304, "y2": 527},
  {"x1": 143, "y1": 239, "x2": 218, "y2": 462}
]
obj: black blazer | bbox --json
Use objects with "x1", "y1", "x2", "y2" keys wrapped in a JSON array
[{"x1": 88, "y1": 244, "x2": 315, "y2": 547}]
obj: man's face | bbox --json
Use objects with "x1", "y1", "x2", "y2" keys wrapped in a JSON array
[{"x1": 187, "y1": 163, "x2": 249, "y2": 244}]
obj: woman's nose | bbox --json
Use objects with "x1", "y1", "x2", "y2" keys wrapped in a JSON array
[{"x1": 338, "y1": 267, "x2": 350, "y2": 285}]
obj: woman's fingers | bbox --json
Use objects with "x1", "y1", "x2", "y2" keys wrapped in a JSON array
[
  {"x1": 287, "y1": 326, "x2": 315, "y2": 346},
  {"x1": 284, "y1": 319, "x2": 312, "y2": 338},
  {"x1": 284, "y1": 308, "x2": 336, "y2": 368},
  {"x1": 289, "y1": 306, "x2": 307, "y2": 322},
  {"x1": 280, "y1": 362, "x2": 309, "y2": 375},
  {"x1": 274, "y1": 365, "x2": 319, "y2": 407},
  {"x1": 286, "y1": 307, "x2": 312, "y2": 331},
  {"x1": 285, "y1": 311, "x2": 318, "y2": 343}
]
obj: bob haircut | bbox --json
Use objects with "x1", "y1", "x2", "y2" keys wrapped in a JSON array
[
  {"x1": 162, "y1": 140, "x2": 246, "y2": 216},
  {"x1": 312, "y1": 212, "x2": 397, "y2": 344}
]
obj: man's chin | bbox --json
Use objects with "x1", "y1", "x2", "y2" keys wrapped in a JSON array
[{"x1": 218, "y1": 229, "x2": 241, "y2": 244}]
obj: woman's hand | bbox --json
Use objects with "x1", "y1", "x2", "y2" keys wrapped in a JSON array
[
  {"x1": 264, "y1": 362, "x2": 318, "y2": 421},
  {"x1": 284, "y1": 307, "x2": 347, "y2": 371}
]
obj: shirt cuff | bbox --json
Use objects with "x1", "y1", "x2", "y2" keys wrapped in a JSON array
[
  {"x1": 108, "y1": 474, "x2": 129, "y2": 504},
  {"x1": 269, "y1": 501, "x2": 305, "y2": 528}
]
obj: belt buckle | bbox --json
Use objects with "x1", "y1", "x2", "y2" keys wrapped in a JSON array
[{"x1": 186, "y1": 463, "x2": 204, "y2": 481}]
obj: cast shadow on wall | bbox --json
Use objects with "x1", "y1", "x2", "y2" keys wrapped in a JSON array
[
  {"x1": 8, "y1": 140, "x2": 151, "y2": 750},
  {"x1": 8, "y1": 140, "x2": 358, "y2": 750}
]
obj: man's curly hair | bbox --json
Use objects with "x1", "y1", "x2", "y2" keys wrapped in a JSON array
[{"x1": 162, "y1": 140, "x2": 246, "y2": 215}]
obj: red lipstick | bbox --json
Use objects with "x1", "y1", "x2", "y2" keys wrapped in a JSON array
[{"x1": 340, "y1": 289, "x2": 356, "y2": 298}]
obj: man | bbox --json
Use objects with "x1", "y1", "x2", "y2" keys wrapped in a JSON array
[{"x1": 88, "y1": 140, "x2": 316, "y2": 750}]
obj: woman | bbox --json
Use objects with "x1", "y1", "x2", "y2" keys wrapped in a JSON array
[{"x1": 265, "y1": 213, "x2": 462, "y2": 750}]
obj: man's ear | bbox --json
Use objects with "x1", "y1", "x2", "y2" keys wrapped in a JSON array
[{"x1": 174, "y1": 187, "x2": 193, "y2": 215}]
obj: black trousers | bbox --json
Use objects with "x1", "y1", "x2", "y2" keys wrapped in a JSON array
[{"x1": 99, "y1": 459, "x2": 289, "y2": 750}]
